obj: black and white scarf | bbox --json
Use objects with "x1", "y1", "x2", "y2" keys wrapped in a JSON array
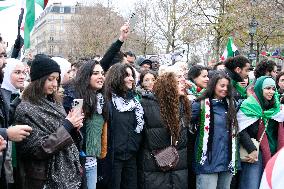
[
  {"x1": 112, "y1": 93, "x2": 144, "y2": 133},
  {"x1": 96, "y1": 93, "x2": 104, "y2": 114}
]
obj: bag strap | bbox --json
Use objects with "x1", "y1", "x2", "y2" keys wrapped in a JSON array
[
  {"x1": 258, "y1": 119, "x2": 267, "y2": 143},
  {"x1": 252, "y1": 93, "x2": 267, "y2": 143}
]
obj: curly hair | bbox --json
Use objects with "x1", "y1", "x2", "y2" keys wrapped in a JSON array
[
  {"x1": 254, "y1": 59, "x2": 276, "y2": 79},
  {"x1": 224, "y1": 55, "x2": 249, "y2": 71},
  {"x1": 153, "y1": 72, "x2": 191, "y2": 142}
]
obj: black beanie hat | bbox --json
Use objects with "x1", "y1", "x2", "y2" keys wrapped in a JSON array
[{"x1": 30, "y1": 54, "x2": 61, "y2": 81}]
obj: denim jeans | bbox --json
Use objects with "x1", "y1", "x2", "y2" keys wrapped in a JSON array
[
  {"x1": 196, "y1": 171, "x2": 233, "y2": 189},
  {"x1": 86, "y1": 164, "x2": 97, "y2": 189},
  {"x1": 239, "y1": 153, "x2": 263, "y2": 189}
]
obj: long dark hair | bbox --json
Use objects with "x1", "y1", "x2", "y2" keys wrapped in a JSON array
[
  {"x1": 22, "y1": 75, "x2": 60, "y2": 104},
  {"x1": 154, "y1": 72, "x2": 191, "y2": 142},
  {"x1": 104, "y1": 63, "x2": 136, "y2": 101},
  {"x1": 198, "y1": 73, "x2": 238, "y2": 131},
  {"x1": 198, "y1": 73, "x2": 238, "y2": 160},
  {"x1": 73, "y1": 60, "x2": 102, "y2": 119}
]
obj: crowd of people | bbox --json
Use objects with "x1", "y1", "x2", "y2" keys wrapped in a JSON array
[{"x1": 0, "y1": 23, "x2": 284, "y2": 189}]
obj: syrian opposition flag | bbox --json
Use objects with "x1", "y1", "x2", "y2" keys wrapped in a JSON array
[
  {"x1": 237, "y1": 95, "x2": 284, "y2": 132},
  {"x1": 220, "y1": 37, "x2": 238, "y2": 61},
  {"x1": 259, "y1": 147, "x2": 284, "y2": 189},
  {"x1": 23, "y1": 0, "x2": 48, "y2": 49}
]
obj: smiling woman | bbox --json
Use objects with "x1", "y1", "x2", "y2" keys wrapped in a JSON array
[
  {"x1": 102, "y1": 63, "x2": 143, "y2": 189},
  {"x1": 191, "y1": 73, "x2": 239, "y2": 189},
  {"x1": 62, "y1": 60, "x2": 106, "y2": 189}
]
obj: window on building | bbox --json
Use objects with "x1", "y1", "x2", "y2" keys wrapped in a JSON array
[
  {"x1": 60, "y1": 7, "x2": 64, "y2": 13},
  {"x1": 71, "y1": 7, "x2": 75, "y2": 13},
  {"x1": 50, "y1": 24, "x2": 55, "y2": 33},
  {"x1": 60, "y1": 16, "x2": 64, "y2": 23},
  {"x1": 49, "y1": 45, "x2": 54, "y2": 55},
  {"x1": 50, "y1": 36, "x2": 54, "y2": 41},
  {"x1": 50, "y1": 15, "x2": 54, "y2": 23}
]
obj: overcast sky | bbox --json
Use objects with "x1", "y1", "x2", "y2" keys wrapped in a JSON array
[
  {"x1": 48, "y1": 0, "x2": 136, "y2": 17},
  {"x1": 0, "y1": 0, "x2": 137, "y2": 50}
]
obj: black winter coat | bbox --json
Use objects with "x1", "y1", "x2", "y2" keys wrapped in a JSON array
[{"x1": 138, "y1": 94, "x2": 195, "y2": 189}]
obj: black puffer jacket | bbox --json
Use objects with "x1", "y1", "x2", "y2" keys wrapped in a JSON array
[{"x1": 138, "y1": 94, "x2": 195, "y2": 189}]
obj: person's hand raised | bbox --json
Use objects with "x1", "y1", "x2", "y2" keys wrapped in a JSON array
[{"x1": 119, "y1": 23, "x2": 130, "y2": 42}]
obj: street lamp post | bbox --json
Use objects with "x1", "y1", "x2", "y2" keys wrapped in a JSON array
[{"x1": 248, "y1": 16, "x2": 258, "y2": 64}]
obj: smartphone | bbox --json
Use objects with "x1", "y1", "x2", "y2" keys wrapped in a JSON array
[
  {"x1": 128, "y1": 12, "x2": 137, "y2": 28},
  {"x1": 72, "y1": 99, "x2": 83, "y2": 114}
]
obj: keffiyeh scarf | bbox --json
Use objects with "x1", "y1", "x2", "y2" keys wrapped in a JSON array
[{"x1": 112, "y1": 93, "x2": 144, "y2": 133}]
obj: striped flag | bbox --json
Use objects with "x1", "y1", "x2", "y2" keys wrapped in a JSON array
[
  {"x1": 220, "y1": 37, "x2": 238, "y2": 61},
  {"x1": 24, "y1": 0, "x2": 35, "y2": 49},
  {"x1": 23, "y1": 0, "x2": 48, "y2": 49},
  {"x1": 260, "y1": 147, "x2": 284, "y2": 189}
]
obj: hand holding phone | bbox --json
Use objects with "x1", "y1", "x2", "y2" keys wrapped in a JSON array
[{"x1": 68, "y1": 99, "x2": 84, "y2": 130}]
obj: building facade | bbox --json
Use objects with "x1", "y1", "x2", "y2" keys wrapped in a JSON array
[{"x1": 30, "y1": 3, "x2": 78, "y2": 58}]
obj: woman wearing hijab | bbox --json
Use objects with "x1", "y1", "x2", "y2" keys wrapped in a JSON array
[
  {"x1": 15, "y1": 55, "x2": 84, "y2": 189},
  {"x1": 1, "y1": 58, "x2": 27, "y2": 187},
  {"x1": 238, "y1": 76, "x2": 284, "y2": 189}
]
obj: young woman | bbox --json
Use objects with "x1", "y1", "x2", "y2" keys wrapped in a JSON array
[
  {"x1": 191, "y1": 73, "x2": 239, "y2": 189},
  {"x1": 187, "y1": 65, "x2": 209, "y2": 100},
  {"x1": 136, "y1": 70, "x2": 157, "y2": 97},
  {"x1": 1, "y1": 58, "x2": 27, "y2": 187},
  {"x1": 238, "y1": 76, "x2": 284, "y2": 189},
  {"x1": 103, "y1": 63, "x2": 144, "y2": 189},
  {"x1": 63, "y1": 60, "x2": 105, "y2": 189},
  {"x1": 15, "y1": 55, "x2": 84, "y2": 189},
  {"x1": 138, "y1": 72, "x2": 193, "y2": 189}
]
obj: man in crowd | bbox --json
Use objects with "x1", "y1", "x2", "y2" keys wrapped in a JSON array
[
  {"x1": 125, "y1": 51, "x2": 136, "y2": 65},
  {"x1": 224, "y1": 55, "x2": 250, "y2": 102}
]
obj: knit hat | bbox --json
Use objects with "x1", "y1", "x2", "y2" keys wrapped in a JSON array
[
  {"x1": 30, "y1": 54, "x2": 61, "y2": 81},
  {"x1": 136, "y1": 57, "x2": 152, "y2": 68},
  {"x1": 262, "y1": 77, "x2": 276, "y2": 90}
]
